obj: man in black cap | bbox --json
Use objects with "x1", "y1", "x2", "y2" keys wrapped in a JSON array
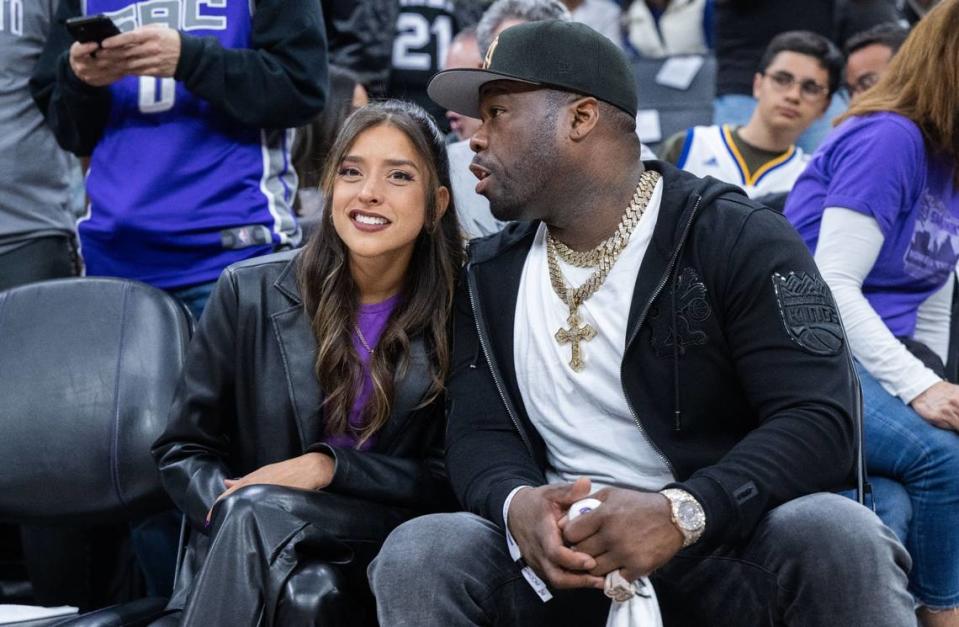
[{"x1": 369, "y1": 20, "x2": 915, "y2": 626}]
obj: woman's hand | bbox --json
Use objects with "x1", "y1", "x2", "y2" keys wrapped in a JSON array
[
  {"x1": 911, "y1": 380, "x2": 959, "y2": 431},
  {"x1": 206, "y1": 453, "x2": 335, "y2": 523}
]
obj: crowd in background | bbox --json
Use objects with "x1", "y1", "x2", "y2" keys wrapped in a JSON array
[{"x1": 1, "y1": 0, "x2": 957, "y2": 624}]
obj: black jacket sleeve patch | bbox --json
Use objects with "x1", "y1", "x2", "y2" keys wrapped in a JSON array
[{"x1": 771, "y1": 272, "x2": 844, "y2": 356}]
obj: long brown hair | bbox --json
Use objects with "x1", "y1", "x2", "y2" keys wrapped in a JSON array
[
  {"x1": 835, "y1": 0, "x2": 959, "y2": 164},
  {"x1": 297, "y1": 100, "x2": 464, "y2": 447}
]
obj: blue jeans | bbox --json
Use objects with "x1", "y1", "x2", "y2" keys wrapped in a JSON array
[
  {"x1": 712, "y1": 93, "x2": 847, "y2": 154},
  {"x1": 168, "y1": 279, "x2": 217, "y2": 322},
  {"x1": 857, "y1": 362, "x2": 959, "y2": 609},
  {"x1": 839, "y1": 475, "x2": 912, "y2": 547}
]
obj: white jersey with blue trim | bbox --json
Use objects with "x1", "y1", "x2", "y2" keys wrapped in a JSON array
[{"x1": 676, "y1": 124, "x2": 809, "y2": 198}]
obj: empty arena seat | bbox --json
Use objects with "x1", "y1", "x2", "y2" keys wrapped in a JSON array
[
  {"x1": 0, "y1": 278, "x2": 193, "y2": 626},
  {"x1": 0, "y1": 277, "x2": 192, "y2": 523}
]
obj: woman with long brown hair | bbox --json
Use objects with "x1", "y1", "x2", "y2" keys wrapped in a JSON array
[
  {"x1": 786, "y1": 2, "x2": 959, "y2": 624},
  {"x1": 152, "y1": 99, "x2": 463, "y2": 625}
]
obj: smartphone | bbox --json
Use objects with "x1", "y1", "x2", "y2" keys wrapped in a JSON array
[{"x1": 65, "y1": 15, "x2": 121, "y2": 44}]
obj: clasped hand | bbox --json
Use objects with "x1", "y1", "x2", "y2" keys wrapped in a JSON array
[
  {"x1": 69, "y1": 25, "x2": 181, "y2": 87},
  {"x1": 204, "y1": 452, "x2": 335, "y2": 524},
  {"x1": 508, "y1": 477, "x2": 684, "y2": 590}
]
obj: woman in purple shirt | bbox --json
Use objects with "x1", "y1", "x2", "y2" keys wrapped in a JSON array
[
  {"x1": 785, "y1": 4, "x2": 959, "y2": 623},
  {"x1": 152, "y1": 100, "x2": 464, "y2": 625}
]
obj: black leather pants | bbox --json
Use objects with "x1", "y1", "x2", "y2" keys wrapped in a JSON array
[
  {"x1": 274, "y1": 562, "x2": 351, "y2": 625},
  {"x1": 172, "y1": 484, "x2": 411, "y2": 627}
]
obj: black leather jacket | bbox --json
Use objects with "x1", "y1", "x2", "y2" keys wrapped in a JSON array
[{"x1": 152, "y1": 250, "x2": 453, "y2": 533}]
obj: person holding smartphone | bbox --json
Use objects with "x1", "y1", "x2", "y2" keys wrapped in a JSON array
[{"x1": 30, "y1": 0, "x2": 328, "y2": 321}]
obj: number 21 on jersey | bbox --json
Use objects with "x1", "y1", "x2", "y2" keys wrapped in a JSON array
[{"x1": 392, "y1": 12, "x2": 452, "y2": 72}]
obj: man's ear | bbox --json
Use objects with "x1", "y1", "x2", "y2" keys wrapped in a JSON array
[
  {"x1": 752, "y1": 72, "x2": 763, "y2": 99},
  {"x1": 569, "y1": 97, "x2": 600, "y2": 141}
]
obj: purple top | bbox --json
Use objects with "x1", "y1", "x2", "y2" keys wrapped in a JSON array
[
  {"x1": 785, "y1": 112, "x2": 959, "y2": 337},
  {"x1": 323, "y1": 293, "x2": 402, "y2": 450}
]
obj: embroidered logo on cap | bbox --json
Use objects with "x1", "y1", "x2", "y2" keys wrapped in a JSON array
[
  {"x1": 772, "y1": 272, "x2": 844, "y2": 356},
  {"x1": 483, "y1": 35, "x2": 500, "y2": 69}
]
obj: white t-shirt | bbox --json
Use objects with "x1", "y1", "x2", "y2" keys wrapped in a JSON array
[{"x1": 513, "y1": 178, "x2": 674, "y2": 492}]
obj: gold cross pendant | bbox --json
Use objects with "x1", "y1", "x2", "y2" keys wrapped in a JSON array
[{"x1": 555, "y1": 310, "x2": 597, "y2": 372}]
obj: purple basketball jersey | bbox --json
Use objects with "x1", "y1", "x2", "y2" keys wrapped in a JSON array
[{"x1": 80, "y1": 0, "x2": 299, "y2": 289}]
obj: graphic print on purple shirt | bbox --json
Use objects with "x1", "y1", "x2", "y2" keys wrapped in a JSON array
[
  {"x1": 906, "y1": 190, "x2": 959, "y2": 278},
  {"x1": 79, "y1": 0, "x2": 299, "y2": 290},
  {"x1": 785, "y1": 112, "x2": 959, "y2": 338},
  {"x1": 324, "y1": 293, "x2": 402, "y2": 451}
]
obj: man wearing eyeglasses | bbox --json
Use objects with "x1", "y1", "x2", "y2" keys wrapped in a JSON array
[
  {"x1": 663, "y1": 31, "x2": 843, "y2": 200},
  {"x1": 844, "y1": 23, "x2": 909, "y2": 102}
]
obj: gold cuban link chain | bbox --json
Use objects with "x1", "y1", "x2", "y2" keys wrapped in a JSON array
[{"x1": 546, "y1": 170, "x2": 661, "y2": 371}]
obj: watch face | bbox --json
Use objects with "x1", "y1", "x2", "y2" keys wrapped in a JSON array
[{"x1": 677, "y1": 501, "x2": 704, "y2": 530}]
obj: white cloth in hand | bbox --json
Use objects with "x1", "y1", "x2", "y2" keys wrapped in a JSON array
[{"x1": 567, "y1": 499, "x2": 663, "y2": 627}]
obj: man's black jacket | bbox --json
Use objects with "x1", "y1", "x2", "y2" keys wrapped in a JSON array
[{"x1": 446, "y1": 161, "x2": 857, "y2": 548}]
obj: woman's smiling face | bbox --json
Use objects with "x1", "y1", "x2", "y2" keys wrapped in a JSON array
[{"x1": 331, "y1": 123, "x2": 446, "y2": 262}]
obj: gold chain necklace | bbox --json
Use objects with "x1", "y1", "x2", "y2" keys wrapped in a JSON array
[
  {"x1": 546, "y1": 170, "x2": 660, "y2": 371},
  {"x1": 551, "y1": 237, "x2": 603, "y2": 268},
  {"x1": 353, "y1": 323, "x2": 375, "y2": 355}
]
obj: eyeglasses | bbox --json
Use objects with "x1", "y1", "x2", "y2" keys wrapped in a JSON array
[
  {"x1": 846, "y1": 72, "x2": 879, "y2": 98},
  {"x1": 763, "y1": 71, "x2": 829, "y2": 102}
]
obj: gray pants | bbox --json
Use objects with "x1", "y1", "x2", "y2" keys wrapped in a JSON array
[
  {"x1": 0, "y1": 234, "x2": 76, "y2": 292},
  {"x1": 369, "y1": 493, "x2": 916, "y2": 627}
]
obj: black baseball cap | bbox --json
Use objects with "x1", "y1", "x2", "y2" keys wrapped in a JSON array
[{"x1": 428, "y1": 20, "x2": 638, "y2": 119}]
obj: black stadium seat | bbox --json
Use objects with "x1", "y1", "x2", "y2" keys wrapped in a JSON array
[{"x1": 0, "y1": 278, "x2": 193, "y2": 626}]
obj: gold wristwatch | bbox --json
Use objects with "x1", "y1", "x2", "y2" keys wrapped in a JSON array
[{"x1": 659, "y1": 488, "x2": 706, "y2": 548}]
